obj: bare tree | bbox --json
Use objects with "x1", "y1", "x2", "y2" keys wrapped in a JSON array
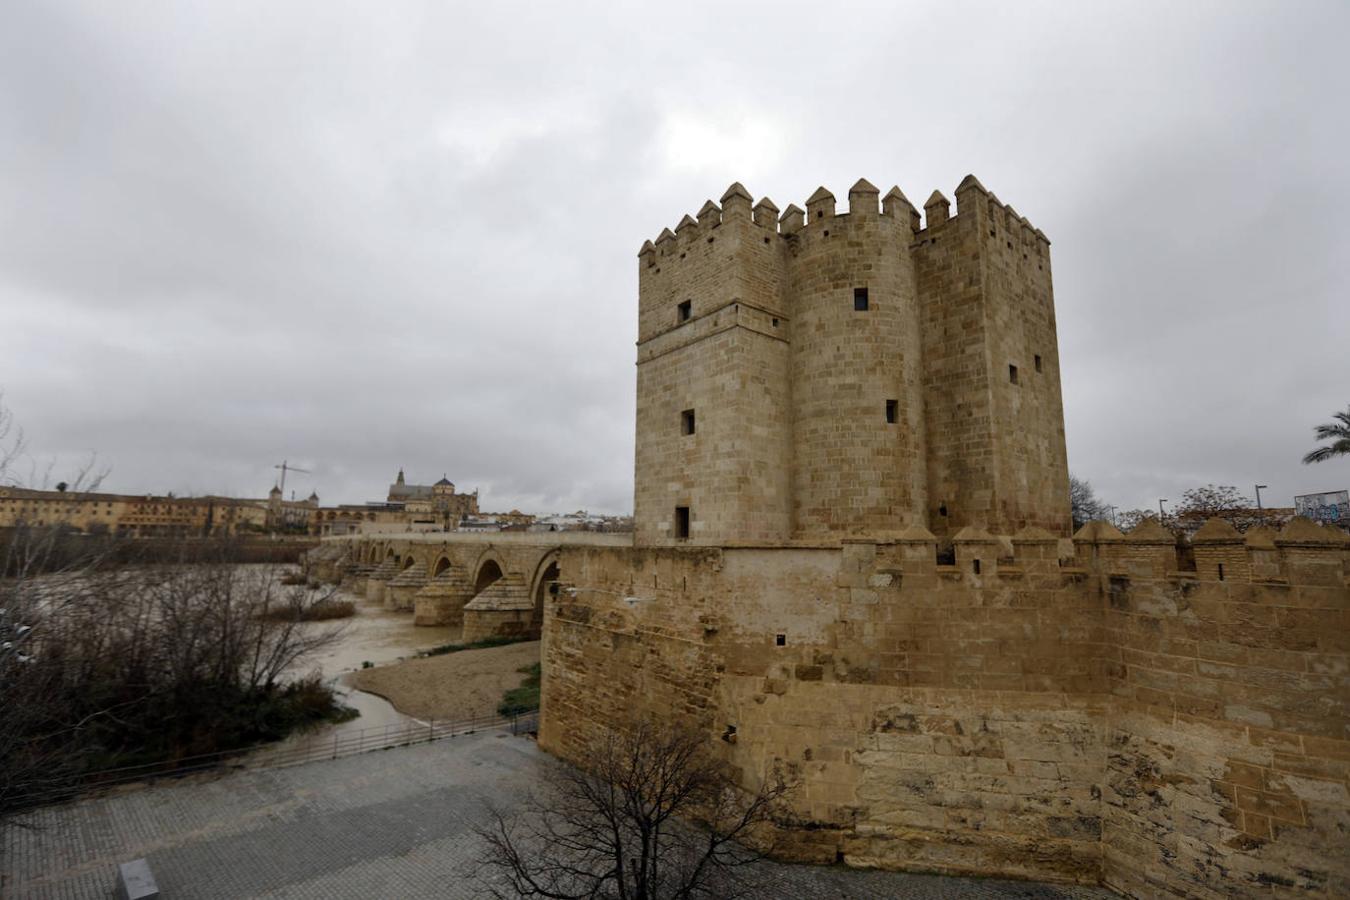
[
  {"x1": 1, "y1": 399, "x2": 348, "y2": 831},
  {"x1": 0, "y1": 393, "x2": 23, "y2": 482},
  {"x1": 1116, "y1": 509, "x2": 1157, "y2": 532},
  {"x1": 2, "y1": 559, "x2": 349, "y2": 821},
  {"x1": 0, "y1": 396, "x2": 111, "y2": 825},
  {"x1": 1069, "y1": 474, "x2": 1109, "y2": 530},
  {"x1": 1175, "y1": 484, "x2": 1251, "y2": 518},
  {"x1": 475, "y1": 719, "x2": 796, "y2": 900}
]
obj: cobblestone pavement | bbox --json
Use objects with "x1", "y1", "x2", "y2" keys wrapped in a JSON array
[{"x1": 2, "y1": 732, "x2": 1116, "y2": 899}]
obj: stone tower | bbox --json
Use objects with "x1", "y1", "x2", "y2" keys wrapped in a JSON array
[{"x1": 633, "y1": 175, "x2": 1070, "y2": 545}]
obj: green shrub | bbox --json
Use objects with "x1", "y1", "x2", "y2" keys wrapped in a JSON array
[
  {"x1": 421, "y1": 633, "x2": 534, "y2": 657},
  {"x1": 498, "y1": 662, "x2": 541, "y2": 717}
]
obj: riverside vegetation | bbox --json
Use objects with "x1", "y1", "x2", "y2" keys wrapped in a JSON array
[{"x1": 0, "y1": 527, "x2": 356, "y2": 826}]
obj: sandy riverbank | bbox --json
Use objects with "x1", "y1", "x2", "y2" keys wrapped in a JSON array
[{"x1": 351, "y1": 640, "x2": 540, "y2": 720}]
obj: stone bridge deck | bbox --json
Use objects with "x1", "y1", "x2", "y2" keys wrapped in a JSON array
[{"x1": 306, "y1": 531, "x2": 632, "y2": 641}]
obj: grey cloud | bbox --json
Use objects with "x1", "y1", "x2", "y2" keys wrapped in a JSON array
[{"x1": 1, "y1": 1, "x2": 1346, "y2": 516}]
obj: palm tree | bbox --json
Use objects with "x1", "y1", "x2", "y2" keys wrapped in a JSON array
[{"x1": 1302, "y1": 405, "x2": 1350, "y2": 464}]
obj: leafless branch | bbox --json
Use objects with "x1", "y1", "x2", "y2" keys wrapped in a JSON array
[{"x1": 470, "y1": 719, "x2": 797, "y2": 899}]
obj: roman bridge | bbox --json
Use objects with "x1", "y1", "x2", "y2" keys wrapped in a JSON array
[{"x1": 305, "y1": 531, "x2": 632, "y2": 642}]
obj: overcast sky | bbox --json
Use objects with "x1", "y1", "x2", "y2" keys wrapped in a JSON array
[{"x1": 1, "y1": 1, "x2": 1346, "y2": 516}]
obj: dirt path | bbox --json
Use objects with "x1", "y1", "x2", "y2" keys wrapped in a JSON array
[{"x1": 351, "y1": 640, "x2": 540, "y2": 720}]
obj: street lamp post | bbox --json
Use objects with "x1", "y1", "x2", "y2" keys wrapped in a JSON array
[
  {"x1": 1159, "y1": 498, "x2": 1168, "y2": 520},
  {"x1": 1255, "y1": 484, "x2": 1268, "y2": 524}
]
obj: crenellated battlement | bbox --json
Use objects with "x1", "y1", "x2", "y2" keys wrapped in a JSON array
[
  {"x1": 815, "y1": 516, "x2": 1350, "y2": 588},
  {"x1": 638, "y1": 174, "x2": 1050, "y2": 256},
  {"x1": 636, "y1": 174, "x2": 1071, "y2": 545},
  {"x1": 544, "y1": 509, "x2": 1349, "y2": 893},
  {"x1": 1067, "y1": 515, "x2": 1350, "y2": 586}
]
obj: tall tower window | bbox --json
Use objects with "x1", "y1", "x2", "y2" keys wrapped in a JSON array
[
  {"x1": 885, "y1": 400, "x2": 897, "y2": 424},
  {"x1": 680, "y1": 409, "x2": 696, "y2": 435},
  {"x1": 853, "y1": 287, "x2": 869, "y2": 311},
  {"x1": 1034, "y1": 354, "x2": 1043, "y2": 373},
  {"x1": 674, "y1": 506, "x2": 690, "y2": 539},
  {"x1": 1009, "y1": 364, "x2": 1019, "y2": 384},
  {"x1": 677, "y1": 300, "x2": 692, "y2": 323}
]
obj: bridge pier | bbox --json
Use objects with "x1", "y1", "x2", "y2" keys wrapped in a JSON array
[
  {"x1": 462, "y1": 573, "x2": 534, "y2": 642},
  {"x1": 413, "y1": 569, "x2": 476, "y2": 627},
  {"x1": 365, "y1": 559, "x2": 397, "y2": 604},
  {"x1": 385, "y1": 567, "x2": 428, "y2": 611}
]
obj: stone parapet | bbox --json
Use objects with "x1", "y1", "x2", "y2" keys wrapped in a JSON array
[{"x1": 538, "y1": 516, "x2": 1350, "y2": 897}]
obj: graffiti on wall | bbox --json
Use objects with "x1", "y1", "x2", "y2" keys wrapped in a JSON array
[{"x1": 1294, "y1": 490, "x2": 1349, "y2": 523}]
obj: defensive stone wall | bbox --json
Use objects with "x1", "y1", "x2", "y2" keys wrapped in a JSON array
[{"x1": 538, "y1": 517, "x2": 1350, "y2": 897}]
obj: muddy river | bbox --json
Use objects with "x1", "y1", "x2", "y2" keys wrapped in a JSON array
[{"x1": 253, "y1": 575, "x2": 461, "y2": 758}]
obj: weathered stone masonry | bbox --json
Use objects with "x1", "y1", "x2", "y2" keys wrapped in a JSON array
[
  {"x1": 634, "y1": 176, "x2": 1068, "y2": 546},
  {"x1": 539, "y1": 519, "x2": 1350, "y2": 896},
  {"x1": 540, "y1": 177, "x2": 1350, "y2": 897}
]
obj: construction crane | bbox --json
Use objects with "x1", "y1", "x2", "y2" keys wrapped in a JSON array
[{"x1": 274, "y1": 460, "x2": 312, "y2": 498}]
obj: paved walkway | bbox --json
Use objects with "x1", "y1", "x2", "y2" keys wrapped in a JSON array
[{"x1": 2, "y1": 732, "x2": 1115, "y2": 899}]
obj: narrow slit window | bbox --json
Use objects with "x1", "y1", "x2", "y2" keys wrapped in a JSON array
[
  {"x1": 853, "y1": 287, "x2": 869, "y2": 311},
  {"x1": 677, "y1": 300, "x2": 692, "y2": 322},
  {"x1": 680, "y1": 409, "x2": 696, "y2": 435},
  {"x1": 775, "y1": 633, "x2": 786, "y2": 647},
  {"x1": 1034, "y1": 354, "x2": 1043, "y2": 373},
  {"x1": 885, "y1": 399, "x2": 897, "y2": 424},
  {"x1": 973, "y1": 559, "x2": 982, "y2": 575},
  {"x1": 675, "y1": 506, "x2": 690, "y2": 539},
  {"x1": 1009, "y1": 364, "x2": 1019, "y2": 384}
]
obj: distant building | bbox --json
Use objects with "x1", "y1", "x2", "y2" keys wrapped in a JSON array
[
  {"x1": 0, "y1": 486, "x2": 272, "y2": 538},
  {"x1": 528, "y1": 510, "x2": 633, "y2": 533},
  {"x1": 266, "y1": 486, "x2": 320, "y2": 532},
  {"x1": 384, "y1": 469, "x2": 480, "y2": 530}
]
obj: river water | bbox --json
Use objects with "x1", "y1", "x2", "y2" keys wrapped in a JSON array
[{"x1": 249, "y1": 574, "x2": 461, "y2": 758}]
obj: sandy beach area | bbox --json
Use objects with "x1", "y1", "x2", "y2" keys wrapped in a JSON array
[{"x1": 351, "y1": 640, "x2": 540, "y2": 720}]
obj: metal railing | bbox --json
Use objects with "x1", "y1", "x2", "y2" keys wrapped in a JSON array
[{"x1": 7, "y1": 708, "x2": 538, "y2": 811}]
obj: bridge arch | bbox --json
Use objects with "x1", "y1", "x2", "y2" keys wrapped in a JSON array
[
  {"x1": 471, "y1": 551, "x2": 506, "y2": 595},
  {"x1": 431, "y1": 555, "x2": 452, "y2": 578},
  {"x1": 401, "y1": 555, "x2": 417, "y2": 571},
  {"x1": 528, "y1": 551, "x2": 561, "y2": 637}
]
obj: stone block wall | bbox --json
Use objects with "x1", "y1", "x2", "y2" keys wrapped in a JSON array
[
  {"x1": 538, "y1": 518, "x2": 1350, "y2": 896},
  {"x1": 911, "y1": 177, "x2": 1069, "y2": 538},
  {"x1": 785, "y1": 182, "x2": 928, "y2": 538},
  {"x1": 635, "y1": 184, "x2": 790, "y2": 546},
  {"x1": 633, "y1": 176, "x2": 1071, "y2": 549}
]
